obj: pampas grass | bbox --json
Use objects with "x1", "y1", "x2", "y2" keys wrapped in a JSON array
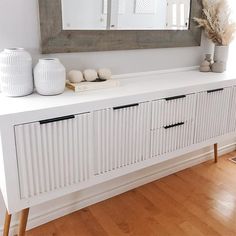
[{"x1": 193, "y1": 0, "x2": 236, "y2": 45}]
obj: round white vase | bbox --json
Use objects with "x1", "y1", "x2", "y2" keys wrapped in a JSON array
[
  {"x1": 0, "y1": 48, "x2": 33, "y2": 97},
  {"x1": 214, "y1": 45, "x2": 229, "y2": 71},
  {"x1": 34, "y1": 58, "x2": 66, "y2": 96}
]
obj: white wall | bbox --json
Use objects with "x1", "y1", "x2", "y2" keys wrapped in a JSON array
[{"x1": 0, "y1": 0, "x2": 223, "y2": 234}]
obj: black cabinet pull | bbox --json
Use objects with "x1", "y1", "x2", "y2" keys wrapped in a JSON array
[
  {"x1": 113, "y1": 103, "x2": 139, "y2": 110},
  {"x1": 165, "y1": 95, "x2": 186, "y2": 101},
  {"x1": 164, "y1": 122, "x2": 185, "y2": 129},
  {"x1": 40, "y1": 115, "x2": 75, "y2": 124},
  {"x1": 207, "y1": 88, "x2": 224, "y2": 93}
]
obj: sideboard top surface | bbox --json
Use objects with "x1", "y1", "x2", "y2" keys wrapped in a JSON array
[{"x1": 1, "y1": 68, "x2": 236, "y2": 124}]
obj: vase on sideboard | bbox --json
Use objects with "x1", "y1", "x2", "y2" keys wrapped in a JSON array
[
  {"x1": 34, "y1": 58, "x2": 66, "y2": 96},
  {"x1": 0, "y1": 48, "x2": 33, "y2": 97},
  {"x1": 213, "y1": 45, "x2": 229, "y2": 72}
]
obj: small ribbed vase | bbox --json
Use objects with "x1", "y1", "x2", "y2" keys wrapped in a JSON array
[
  {"x1": 0, "y1": 48, "x2": 33, "y2": 97},
  {"x1": 34, "y1": 58, "x2": 66, "y2": 96}
]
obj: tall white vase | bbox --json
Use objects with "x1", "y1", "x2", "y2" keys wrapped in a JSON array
[
  {"x1": 0, "y1": 48, "x2": 33, "y2": 97},
  {"x1": 34, "y1": 58, "x2": 66, "y2": 96},
  {"x1": 214, "y1": 45, "x2": 229, "y2": 71}
]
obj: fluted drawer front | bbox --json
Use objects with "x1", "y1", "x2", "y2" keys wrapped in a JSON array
[
  {"x1": 151, "y1": 94, "x2": 196, "y2": 129},
  {"x1": 194, "y1": 87, "x2": 232, "y2": 143},
  {"x1": 228, "y1": 87, "x2": 236, "y2": 132},
  {"x1": 151, "y1": 121, "x2": 194, "y2": 157},
  {"x1": 14, "y1": 113, "x2": 92, "y2": 199},
  {"x1": 93, "y1": 102, "x2": 151, "y2": 175}
]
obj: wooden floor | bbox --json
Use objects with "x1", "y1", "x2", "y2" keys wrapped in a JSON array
[{"x1": 26, "y1": 152, "x2": 236, "y2": 236}]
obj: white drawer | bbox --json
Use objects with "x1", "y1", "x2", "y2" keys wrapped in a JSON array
[
  {"x1": 14, "y1": 113, "x2": 92, "y2": 200},
  {"x1": 194, "y1": 87, "x2": 232, "y2": 143},
  {"x1": 93, "y1": 102, "x2": 151, "y2": 175},
  {"x1": 151, "y1": 94, "x2": 196, "y2": 129},
  {"x1": 151, "y1": 120, "x2": 194, "y2": 157}
]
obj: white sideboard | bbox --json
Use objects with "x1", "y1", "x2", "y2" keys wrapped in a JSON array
[{"x1": 1, "y1": 68, "x2": 236, "y2": 216}]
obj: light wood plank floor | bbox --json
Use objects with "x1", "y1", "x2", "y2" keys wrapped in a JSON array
[{"x1": 26, "y1": 152, "x2": 236, "y2": 236}]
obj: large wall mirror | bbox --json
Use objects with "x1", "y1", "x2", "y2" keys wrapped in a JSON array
[{"x1": 38, "y1": 0, "x2": 202, "y2": 53}]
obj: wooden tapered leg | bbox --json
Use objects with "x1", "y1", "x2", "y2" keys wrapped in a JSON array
[
  {"x1": 3, "y1": 211, "x2": 12, "y2": 236},
  {"x1": 18, "y1": 208, "x2": 29, "y2": 236},
  {"x1": 214, "y1": 143, "x2": 218, "y2": 163}
]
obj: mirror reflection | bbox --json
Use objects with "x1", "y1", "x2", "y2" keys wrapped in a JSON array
[{"x1": 61, "y1": 0, "x2": 191, "y2": 30}]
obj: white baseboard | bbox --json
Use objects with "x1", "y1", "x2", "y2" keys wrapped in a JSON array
[{"x1": 2, "y1": 142, "x2": 235, "y2": 235}]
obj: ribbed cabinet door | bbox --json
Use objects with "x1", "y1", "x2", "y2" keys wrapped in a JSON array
[
  {"x1": 15, "y1": 113, "x2": 92, "y2": 200},
  {"x1": 151, "y1": 94, "x2": 196, "y2": 157},
  {"x1": 194, "y1": 87, "x2": 232, "y2": 143},
  {"x1": 93, "y1": 102, "x2": 151, "y2": 175}
]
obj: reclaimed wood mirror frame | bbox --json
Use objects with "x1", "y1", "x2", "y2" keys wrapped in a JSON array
[{"x1": 38, "y1": 0, "x2": 202, "y2": 53}]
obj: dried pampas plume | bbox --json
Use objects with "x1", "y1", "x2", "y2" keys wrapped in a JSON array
[{"x1": 193, "y1": 0, "x2": 236, "y2": 45}]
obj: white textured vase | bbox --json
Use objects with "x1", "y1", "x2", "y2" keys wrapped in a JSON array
[
  {"x1": 214, "y1": 45, "x2": 229, "y2": 71},
  {"x1": 34, "y1": 58, "x2": 66, "y2": 96},
  {"x1": 0, "y1": 48, "x2": 33, "y2": 97}
]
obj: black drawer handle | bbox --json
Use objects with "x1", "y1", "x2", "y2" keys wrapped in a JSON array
[
  {"x1": 40, "y1": 115, "x2": 75, "y2": 124},
  {"x1": 207, "y1": 88, "x2": 224, "y2": 93},
  {"x1": 113, "y1": 103, "x2": 139, "y2": 110},
  {"x1": 165, "y1": 95, "x2": 186, "y2": 101},
  {"x1": 164, "y1": 122, "x2": 185, "y2": 129}
]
